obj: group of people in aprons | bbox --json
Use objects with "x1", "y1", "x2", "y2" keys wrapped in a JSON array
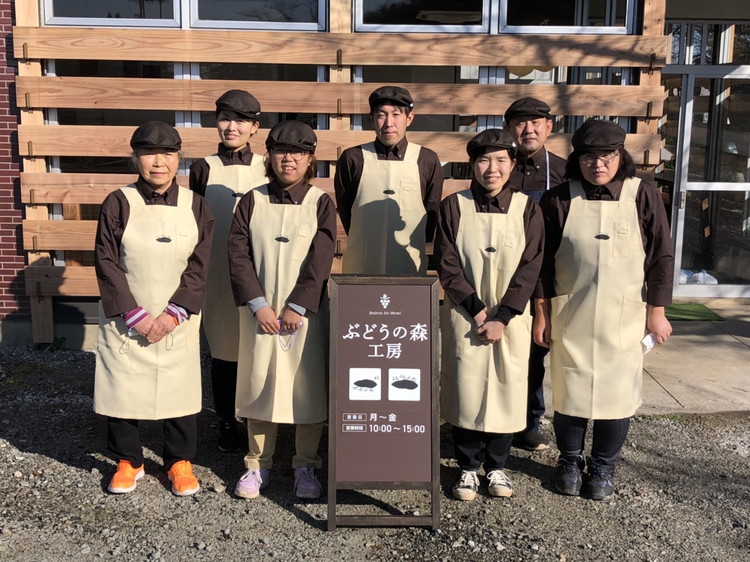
[{"x1": 93, "y1": 85, "x2": 674, "y2": 504}]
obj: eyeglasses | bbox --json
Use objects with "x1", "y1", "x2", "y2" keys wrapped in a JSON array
[
  {"x1": 580, "y1": 151, "x2": 619, "y2": 167},
  {"x1": 271, "y1": 148, "x2": 309, "y2": 161}
]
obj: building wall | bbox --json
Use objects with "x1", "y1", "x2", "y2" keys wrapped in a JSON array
[
  {"x1": 7, "y1": 0, "x2": 669, "y2": 345},
  {"x1": 0, "y1": 1, "x2": 28, "y2": 325},
  {"x1": 666, "y1": 1, "x2": 750, "y2": 20}
]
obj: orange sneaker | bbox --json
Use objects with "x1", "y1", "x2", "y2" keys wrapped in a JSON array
[
  {"x1": 108, "y1": 460, "x2": 144, "y2": 494},
  {"x1": 167, "y1": 460, "x2": 200, "y2": 496}
]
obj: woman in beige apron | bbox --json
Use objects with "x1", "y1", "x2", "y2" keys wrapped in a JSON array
[
  {"x1": 94, "y1": 122, "x2": 214, "y2": 496},
  {"x1": 534, "y1": 120, "x2": 674, "y2": 500},
  {"x1": 227, "y1": 121, "x2": 336, "y2": 500},
  {"x1": 437, "y1": 129, "x2": 544, "y2": 501},
  {"x1": 189, "y1": 90, "x2": 267, "y2": 453}
]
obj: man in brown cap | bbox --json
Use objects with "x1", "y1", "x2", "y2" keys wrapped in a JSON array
[
  {"x1": 189, "y1": 90, "x2": 267, "y2": 453},
  {"x1": 504, "y1": 97, "x2": 567, "y2": 452},
  {"x1": 334, "y1": 85, "x2": 444, "y2": 275}
]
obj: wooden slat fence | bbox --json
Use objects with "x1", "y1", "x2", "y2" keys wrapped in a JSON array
[{"x1": 12, "y1": 14, "x2": 670, "y2": 342}]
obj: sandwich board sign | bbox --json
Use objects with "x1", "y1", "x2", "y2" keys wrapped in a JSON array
[{"x1": 328, "y1": 276, "x2": 439, "y2": 530}]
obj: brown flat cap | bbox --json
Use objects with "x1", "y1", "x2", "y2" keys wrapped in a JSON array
[
  {"x1": 572, "y1": 120, "x2": 626, "y2": 151},
  {"x1": 368, "y1": 86, "x2": 414, "y2": 111},
  {"x1": 130, "y1": 121, "x2": 181, "y2": 151},
  {"x1": 215, "y1": 89, "x2": 261, "y2": 119},
  {"x1": 504, "y1": 97, "x2": 552, "y2": 123},
  {"x1": 466, "y1": 129, "x2": 518, "y2": 158},
  {"x1": 265, "y1": 120, "x2": 317, "y2": 153}
]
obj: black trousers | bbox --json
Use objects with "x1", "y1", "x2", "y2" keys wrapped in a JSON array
[
  {"x1": 107, "y1": 414, "x2": 197, "y2": 470},
  {"x1": 553, "y1": 411, "x2": 630, "y2": 468},
  {"x1": 452, "y1": 425, "x2": 513, "y2": 472},
  {"x1": 524, "y1": 342, "x2": 549, "y2": 432},
  {"x1": 210, "y1": 358, "x2": 238, "y2": 423}
]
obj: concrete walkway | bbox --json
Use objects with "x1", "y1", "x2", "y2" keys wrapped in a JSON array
[{"x1": 639, "y1": 298, "x2": 750, "y2": 415}]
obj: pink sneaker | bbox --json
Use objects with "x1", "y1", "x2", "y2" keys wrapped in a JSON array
[{"x1": 234, "y1": 468, "x2": 269, "y2": 499}]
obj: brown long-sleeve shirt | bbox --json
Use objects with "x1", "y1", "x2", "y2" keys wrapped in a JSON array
[
  {"x1": 510, "y1": 147, "x2": 567, "y2": 199},
  {"x1": 188, "y1": 143, "x2": 262, "y2": 196},
  {"x1": 228, "y1": 180, "x2": 336, "y2": 313},
  {"x1": 538, "y1": 178, "x2": 674, "y2": 306},
  {"x1": 436, "y1": 180, "x2": 544, "y2": 325},
  {"x1": 333, "y1": 136, "x2": 444, "y2": 242},
  {"x1": 95, "y1": 178, "x2": 215, "y2": 318}
]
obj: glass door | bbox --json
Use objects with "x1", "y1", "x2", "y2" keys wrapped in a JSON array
[{"x1": 672, "y1": 69, "x2": 750, "y2": 296}]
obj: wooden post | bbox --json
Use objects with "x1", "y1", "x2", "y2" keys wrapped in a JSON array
[
  {"x1": 328, "y1": 0, "x2": 353, "y2": 275},
  {"x1": 16, "y1": 0, "x2": 54, "y2": 343}
]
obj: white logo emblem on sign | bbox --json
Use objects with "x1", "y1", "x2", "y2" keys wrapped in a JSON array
[
  {"x1": 380, "y1": 294, "x2": 391, "y2": 309},
  {"x1": 349, "y1": 368, "x2": 381, "y2": 401},
  {"x1": 388, "y1": 368, "x2": 420, "y2": 401}
]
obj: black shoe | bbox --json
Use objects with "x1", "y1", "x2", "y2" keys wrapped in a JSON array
[
  {"x1": 217, "y1": 420, "x2": 241, "y2": 453},
  {"x1": 554, "y1": 456, "x2": 584, "y2": 496},
  {"x1": 512, "y1": 428, "x2": 549, "y2": 451},
  {"x1": 586, "y1": 459, "x2": 615, "y2": 501}
]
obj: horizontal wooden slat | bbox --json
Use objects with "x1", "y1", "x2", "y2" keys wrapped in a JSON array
[
  {"x1": 16, "y1": 76, "x2": 665, "y2": 118},
  {"x1": 18, "y1": 125, "x2": 662, "y2": 165},
  {"x1": 13, "y1": 27, "x2": 669, "y2": 67},
  {"x1": 25, "y1": 266, "x2": 99, "y2": 297},
  {"x1": 20, "y1": 174, "x2": 472, "y2": 205},
  {"x1": 23, "y1": 220, "x2": 97, "y2": 251}
]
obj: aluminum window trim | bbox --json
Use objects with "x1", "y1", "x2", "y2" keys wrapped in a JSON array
[{"x1": 43, "y1": 0, "x2": 181, "y2": 27}]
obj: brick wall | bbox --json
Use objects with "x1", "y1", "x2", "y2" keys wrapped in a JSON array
[{"x1": 0, "y1": 2, "x2": 28, "y2": 321}]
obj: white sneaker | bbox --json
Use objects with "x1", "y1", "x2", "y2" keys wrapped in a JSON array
[
  {"x1": 487, "y1": 469, "x2": 513, "y2": 498},
  {"x1": 452, "y1": 470, "x2": 479, "y2": 501}
]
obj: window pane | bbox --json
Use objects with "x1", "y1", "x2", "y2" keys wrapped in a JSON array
[
  {"x1": 506, "y1": 0, "x2": 626, "y2": 27},
  {"x1": 54, "y1": 60, "x2": 174, "y2": 78},
  {"x1": 362, "y1": 0, "x2": 483, "y2": 26},
  {"x1": 689, "y1": 78, "x2": 711, "y2": 180},
  {"x1": 729, "y1": 25, "x2": 750, "y2": 64},
  {"x1": 681, "y1": 191, "x2": 750, "y2": 285},
  {"x1": 716, "y1": 80, "x2": 750, "y2": 183},
  {"x1": 669, "y1": 24, "x2": 682, "y2": 65},
  {"x1": 690, "y1": 78, "x2": 750, "y2": 182},
  {"x1": 199, "y1": 63, "x2": 318, "y2": 82},
  {"x1": 507, "y1": 0, "x2": 575, "y2": 26},
  {"x1": 197, "y1": 0, "x2": 318, "y2": 23},
  {"x1": 51, "y1": 0, "x2": 174, "y2": 19},
  {"x1": 58, "y1": 156, "x2": 133, "y2": 173},
  {"x1": 56, "y1": 109, "x2": 175, "y2": 126}
]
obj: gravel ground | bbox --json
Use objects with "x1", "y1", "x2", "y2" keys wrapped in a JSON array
[{"x1": 0, "y1": 346, "x2": 748, "y2": 562}]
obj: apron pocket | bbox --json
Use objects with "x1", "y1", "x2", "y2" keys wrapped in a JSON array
[
  {"x1": 612, "y1": 222, "x2": 631, "y2": 259},
  {"x1": 619, "y1": 295, "x2": 647, "y2": 351},
  {"x1": 397, "y1": 179, "x2": 419, "y2": 211},
  {"x1": 291, "y1": 224, "x2": 313, "y2": 262}
]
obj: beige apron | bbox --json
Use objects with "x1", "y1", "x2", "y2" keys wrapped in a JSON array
[
  {"x1": 341, "y1": 142, "x2": 427, "y2": 275},
  {"x1": 550, "y1": 178, "x2": 647, "y2": 420},
  {"x1": 440, "y1": 189, "x2": 532, "y2": 434},
  {"x1": 94, "y1": 185, "x2": 202, "y2": 420},
  {"x1": 235, "y1": 184, "x2": 328, "y2": 424},
  {"x1": 202, "y1": 153, "x2": 267, "y2": 361}
]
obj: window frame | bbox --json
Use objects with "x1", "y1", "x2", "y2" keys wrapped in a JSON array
[
  {"x1": 43, "y1": 0, "x2": 181, "y2": 28},
  {"x1": 42, "y1": 0, "x2": 327, "y2": 30},
  {"x1": 354, "y1": 0, "x2": 490, "y2": 34},
  {"x1": 189, "y1": 0, "x2": 326, "y2": 31},
  {"x1": 498, "y1": 0, "x2": 635, "y2": 35}
]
